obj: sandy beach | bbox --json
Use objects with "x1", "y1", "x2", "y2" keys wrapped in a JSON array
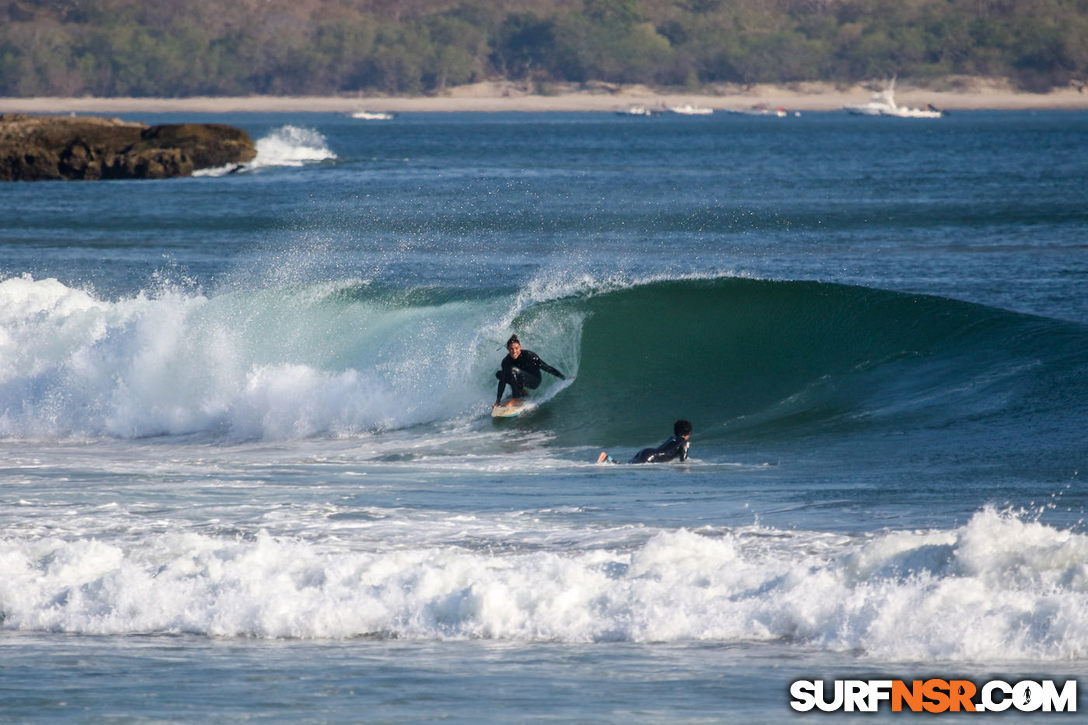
[{"x1": 2, "y1": 78, "x2": 1087, "y2": 115}]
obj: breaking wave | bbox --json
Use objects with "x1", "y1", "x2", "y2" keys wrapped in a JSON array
[
  {"x1": 1, "y1": 273, "x2": 1085, "y2": 447},
  {"x1": 1, "y1": 507, "x2": 1086, "y2": 661},
  {"x1": 193, "y1": 125, "x2": 336, "y2": 176}
]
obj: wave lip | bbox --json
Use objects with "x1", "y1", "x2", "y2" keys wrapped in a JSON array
[{"x1": 1, "y1": 508, "x2": 1085, "y2": 661}]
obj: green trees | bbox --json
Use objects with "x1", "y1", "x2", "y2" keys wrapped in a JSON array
[{"x1": 0, "y1": 0, "x2": 1085, "y2": 96}]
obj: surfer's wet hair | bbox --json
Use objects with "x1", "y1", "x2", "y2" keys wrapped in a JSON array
[
  {"x1": 674, "y1": 419, "x2": 693, "y2": 436},
  {"x1": 506, "y1": 334, "x2": 520, "y2": 348}
]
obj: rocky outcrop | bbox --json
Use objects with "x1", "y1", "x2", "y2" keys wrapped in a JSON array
[{"x1": 0, "y1": 114, "x2": 257, "y2": 181}]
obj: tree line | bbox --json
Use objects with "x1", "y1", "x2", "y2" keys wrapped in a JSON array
[{"x1": 2, "y1": 0, "x2": 1086, "y2": 97}]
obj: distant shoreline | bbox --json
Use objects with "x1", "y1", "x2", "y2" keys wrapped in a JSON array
[{"x1": 3, "y1": 79, "x2": 1088, "y2": 114}]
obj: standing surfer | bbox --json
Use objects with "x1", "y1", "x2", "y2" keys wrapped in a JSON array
[
  {"x1": 494, "y1": 334, "x2": 566, "y2": 408},
  {"x1": 597, "y1": 420, "x2": 693, "y2": 464}
]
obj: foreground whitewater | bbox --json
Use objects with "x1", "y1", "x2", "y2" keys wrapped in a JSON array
[{"x1": 3, "y1": 492, "x2": 1086, "y2": 662}]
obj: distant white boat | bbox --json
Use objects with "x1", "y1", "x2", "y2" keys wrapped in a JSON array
[
  {"x1": 616, "y1": 105, "x2": 659, "y2": 117},
  {"x1": 666, "y1": 103, "x2": 713, "y2": 116},
  {"x1": 350, "y1": 110, "x2": 395, "y2": 120},
  {"x1": 728, "y1": 103, "x2": 789, "y2": 117},
  {"x1": 844, "y1": 81, "x2": 942, "y2": 118}
]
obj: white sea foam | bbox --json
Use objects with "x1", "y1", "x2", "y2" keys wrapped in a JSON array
[
  {"x1": 0, "y1": 275, "x2": 547, "y2": 440},
  {"x1": 192, "y1": 126, "x2": 337, "y2": 176},
  {"x1": 248, "y1": 126, "x2": 337, "y2": 169},
  {"x1": 0, "y1": 507, "x2": 1084, "y2": 660},
  {"x1": 190, "y1": 164, "x2": 241, "y2": 177}
]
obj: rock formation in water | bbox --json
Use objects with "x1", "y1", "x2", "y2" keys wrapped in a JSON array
[{"x1": 0, "y1": 114, "x2": 257, "y2": 181}]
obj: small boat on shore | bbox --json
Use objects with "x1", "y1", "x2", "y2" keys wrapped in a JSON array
[
  {"x1": 350, "y1": 110, "x2": 395, "y2": 120},
  {"x1": 666, "y1": 103, "x2": 713, "y2": 116},
  {"x1": 616, "y1": 105, "x2": 660, "y2": 117},
  {"x1": 844, "y1": 81, "x2": 942, "y2": 118},
  {"x1": 727, "y1": 103, "x2": 790, "y2": 117}
]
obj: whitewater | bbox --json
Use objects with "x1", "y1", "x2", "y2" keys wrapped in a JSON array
[{"x1": 2, "y1": 113, "x2": 1087, "y2": 722}]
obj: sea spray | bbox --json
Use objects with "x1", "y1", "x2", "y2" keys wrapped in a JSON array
[
  {"x1": 250, "y1": 126, "x2": 337, "y2": 169},
  {"x1": 193, "y1": 126, "x2": 337, "y2": 176},
  {"x1": 0, "y1": 277, "x2": 484, "y2": 438}
]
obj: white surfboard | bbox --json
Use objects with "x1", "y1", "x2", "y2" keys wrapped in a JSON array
[{"x1": 491, "y1": 400, "x2": 535, "y2": 418}]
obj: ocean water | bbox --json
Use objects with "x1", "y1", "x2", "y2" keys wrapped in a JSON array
[{"x1": 1, "y1": 110, "x2": 1087, "y2": 722}]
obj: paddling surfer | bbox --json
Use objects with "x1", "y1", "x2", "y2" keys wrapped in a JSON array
[
  {"x1": 494, "y1": 334, "x2": 566, "y2": 408},
  {"x1": 597, "y1": 420, "x2": 692, "y2": 464}
]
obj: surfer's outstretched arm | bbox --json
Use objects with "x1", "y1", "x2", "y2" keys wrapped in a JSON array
[{"x1": 537, "y1": 357, "x2": 566, "y2": 380}]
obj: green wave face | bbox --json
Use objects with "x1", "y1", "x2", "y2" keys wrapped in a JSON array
[{"x1": 516, "y1": 278, "x2": 1087, "y2": 448}]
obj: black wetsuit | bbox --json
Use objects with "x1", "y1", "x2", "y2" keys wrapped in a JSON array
[
  {"x1": 629, "y1": 434, "x2": 690, "y2": 464},
  {"x1": 495, "y1": 349, "x2": 565, "y2": 404}
]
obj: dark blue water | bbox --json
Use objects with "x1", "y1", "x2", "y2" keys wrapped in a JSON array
[
  {"x1": 1, "y1": 111, "x2": 1086, "y2": 722},
  {"x1": 6, "y1": 112, "x2": 1087, "y2": 318}
]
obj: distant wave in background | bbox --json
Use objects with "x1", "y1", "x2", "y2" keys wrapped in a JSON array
[
  {"x1": 194, "y1": 126, "x2": 337, "y2": 176},
  {"x1": 1, "y1": 274, "x2": 1085, "y2": 448}
]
